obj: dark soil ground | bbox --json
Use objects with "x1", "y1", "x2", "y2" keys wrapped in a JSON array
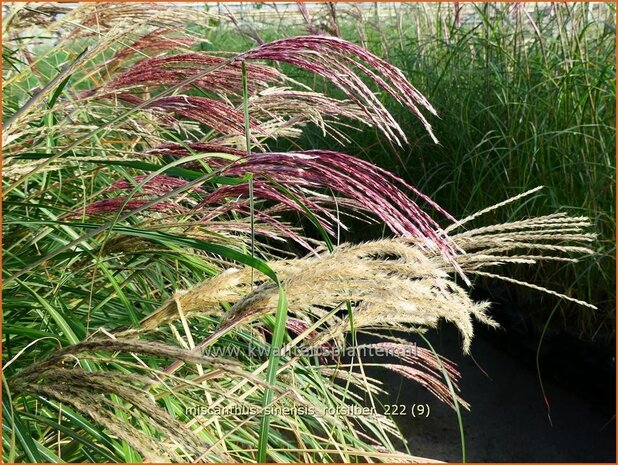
[{"x1": 361, "y1": 297, "x2": 616, "y2": 462}]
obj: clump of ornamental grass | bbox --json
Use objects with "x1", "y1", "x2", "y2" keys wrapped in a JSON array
[
  {"x1": 8, "y1": 191, "x2": 595, "y2": 463},
  {"x1": 2, "y1": 3, "x2": 598, "y2": 464}
]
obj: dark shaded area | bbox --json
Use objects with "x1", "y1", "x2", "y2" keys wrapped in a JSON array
[{"x1": 361, "y1": 292, "x2": 616, "y2": 462}]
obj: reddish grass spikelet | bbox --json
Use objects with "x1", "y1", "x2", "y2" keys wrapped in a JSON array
[
  {"x1": 237, "y1": 35, "x2": 439, "y2": 145},
  {"x1": 371, "y1": 343, "x2": 467, "y2": 408},
  {"x1": 198, "y1": 200, "x2": 316, "y2": 251},
  {"x1": 251, "y1": 88, "x2": 364, "y2": 121},
  {"x1": 64, "y1": 3, "x2": 214, "y2": 38},
  {"x1": 147, "y1": 142, "x2": 244, "y2": 160},
  {"x1": 144, "y1": 96, "x2": 263, "y2": 137},
  {"x1": 108, "y1": 53, "x2": 282, "y2": 96},
  {"x1": 109, "y1": 175, "x2": 207, "y2": 196},
  {"x1": 385, "y1": 364, "x2": 468, "y2": 409},
  {"x1": 108, "y1": 29, "x2": 197, "y2": 66},
  {"x1": 375, "y1": 342, "x2": 461, "y2": 380},
  {"x1": 145, "y1": 142, "x2": 458, "y2": 258},
  {"x1": 284, "y1": 317, "x2": 337, "y2": 364},
  {"x1": 218, "y1": 150, "x2": 457, "y2": 256},
  {"x1": 249, "y1": 87, "x2": 369, "y2": 141},
  {"x1": 201, "y1": 180, "x2": 339, "y2": 235},
  {"x1": 74, "y1": 197, "x2": 180, "y2": 216}
]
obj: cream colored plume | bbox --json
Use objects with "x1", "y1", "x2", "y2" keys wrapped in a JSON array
[{"x1": 140, "y1": 192, "x2": 596, "y2": 353}]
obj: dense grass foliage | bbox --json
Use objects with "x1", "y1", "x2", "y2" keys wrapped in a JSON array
[
  {"x1": 1, "y1": 2, "x2": 612, "y2": 463},
  {"x1": 392, "y1": 3, "x2": 615, "y2": 340}
]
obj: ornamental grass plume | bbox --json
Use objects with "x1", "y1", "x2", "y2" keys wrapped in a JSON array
[
  {"x1": 107, "y1": 28, "x2": 198, "y2": 67},
  {"x1": 58, "y1": 2, "x2": 217, "y2": 37},
  {"x1": 5, "y1": 10, "x2": 454, "y2": 259},
  {"x1": 124, "y1": 143, "x2": 457, "y2": 256},
  {"x1": 143, "y1": 96, "x2": 265, "y2": 138},
  {"x1": 8, "y1": 340, "x2": 262, "y2": 463},
  {"x1": 247, "y1": 87, "x2": 369, "y2": 141},
  {"x1": 32, "y1": 24, "x2": 465, "y2": 263},
  {"x1": 104, "y1": 53, "x2": 283, "y2": 96},
  {"x1": 140, "y1": 190, "x2": 596, "y2": 352},
  {"x1": 8, "y1": 334, "x2": 440, "y2": 463},
  {"x1": 90, "y1": 34, "x2": 439, "y2": 146},
  {"x1": 237, "y1": 35, "x2": 440, "y2": 145}
]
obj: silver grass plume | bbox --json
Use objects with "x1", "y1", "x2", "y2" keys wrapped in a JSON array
[{"x1": 140, "y1": 195, "x2": 596, "y2": 354}]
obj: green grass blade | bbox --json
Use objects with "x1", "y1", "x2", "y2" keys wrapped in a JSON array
[{"x1": 257, "y1": 284, "x2": 288, "y2": 463}]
